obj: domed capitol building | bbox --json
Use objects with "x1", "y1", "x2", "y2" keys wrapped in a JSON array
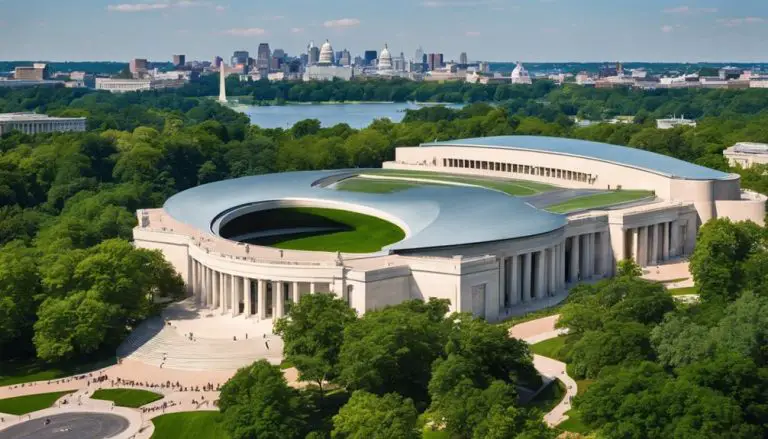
[
  {"x1": 303, "y1": 39, "x2": 353, "y2": 81},
  {"x1": 134, "y1": 135, "x2": 765, "y2": 323}
]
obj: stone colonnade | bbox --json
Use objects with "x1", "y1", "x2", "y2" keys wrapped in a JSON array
[
  {"x1": 627, "y1": 220, "x2": 681, "y2": 266},
  {"x1": 187, "y1": 260, "x2": 327, "y2": 319},
  {"x1": 499, "y1": 231, "x2": 612, "y2": 308}
]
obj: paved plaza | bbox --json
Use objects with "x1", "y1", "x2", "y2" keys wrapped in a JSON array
[{"x1": 0, "y1": 412, "x2": 130, "y2": 439}]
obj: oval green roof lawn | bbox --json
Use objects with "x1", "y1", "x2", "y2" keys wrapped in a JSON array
[{"x1": 243, "y1": 207, "x2": 406, "y2": 253}]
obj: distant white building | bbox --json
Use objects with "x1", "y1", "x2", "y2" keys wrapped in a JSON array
[
  {"x1": 95, "y1": 78, "x2": 186, "y2": 93},
  {"x1": 0, "y1": 113, "x2": 86, "y2": 135},
  {"x1": 723, "y1": 142, "x2": 768, "y2": 168},
  {"x1": 303, "y1": 39, "x2": 353, "y2": 81},
  {"x1": 510, "y1": 62, "x2": 532, "y2": 85},
  {"x1": 656, "y1": 116, "x2": 697, "y2": 130}
]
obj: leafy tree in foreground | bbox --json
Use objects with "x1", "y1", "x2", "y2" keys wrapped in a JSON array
[
  {"x1": 0, "y1": 241, "x2": 42, "y2": 358},
  {"x1": 331, "y1": 390, "x2": 420, "y2": 439},
  {"x1": 219, "y1": 360, "x2": 307, "y2": 439},
  {"x1": 569, "y1": 321, "x2": 653, "y2": 379},
  {"x1": 615, "y1": 258, "x2": 642, "y2": 278},
  {"x1": 274, "y1": 293, "x2": 357, "y2": 393},
  {"x1": 689, "y1": 218, "x2": 763, "y2": 303},
  {"x1": 337, "y1": 299, "x2": 449, "y2": 404}
]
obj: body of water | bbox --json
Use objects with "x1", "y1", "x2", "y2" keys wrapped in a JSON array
[{"x1": 235, "y1": 102, "x2": 463, "y2": 129}]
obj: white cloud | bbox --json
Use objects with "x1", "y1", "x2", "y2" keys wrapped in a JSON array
[
  {"x1": 422, "y1": 0, "x2": 499, "y2": 7},
  {"x1": 107, "y1": 3, "x2": 170, "y2": 12},
  {"x1": 717, "y1": 17, "x2": 765, "y2": 27},
  {"x1": 215, "y1": 5, "x2": 226, "y2": 11},
  {"x1": 222, "y1": 27, "x2": 267, "y2": 36},
  {"x1": 465, "y1": 31, "x2": 481, "y2": 36},
  {"x1": 661, "y1": 24, "x2": 675, "y2": 33},
  {"x1": 663, "y1": 5, "x2": 718, "y2": 14},
  {"x1": 290, "y1": 27, "x2": 304, "y2": 33},
  {"x1": 323, "y1": 18, "x2": 360, "y2": 28},
  {"x1": 107, "y1": 1, "x2": 220, "y2": 12}
]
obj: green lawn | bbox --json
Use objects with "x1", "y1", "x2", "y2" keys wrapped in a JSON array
[
  {"x1": 668, "y1": 286, "x2": 698, "y2": 296},
  {"x1": 367, "y1": 170, "x2": 555, "y2": 196},
  {"x1": 246, "y1": 207, "x2": 405, "y2": 253},
  {"x1": 546, "y1": 190, "x2": 653, "y2": 213},
  {"x1": 151, "y1": 412, "x2": 230, "y2": 439},
  {"x1": 530, "y1": 334, "x2": 575, "y2": 362},
  {"x1": 0, "y1": 357, "x2": 116, "y2": 387},
  {"x1": 334, "y1": 177, "x2": 433, "y2": 193},
  {"x1": 526, "y1": 378, "x2": 566, "y2": 413},
  {"x1": 559, "y1": 409, "x2": 591, "y2": 434},
  {"x1": 91, "y1": 388, "x2": 163, "y2": 408},
  {"x1": 0, "y1": 390, "x2": 75, "y2": 415},
  {"x1": 423, "y1": 429, "x2": 453, "y2": 439}
]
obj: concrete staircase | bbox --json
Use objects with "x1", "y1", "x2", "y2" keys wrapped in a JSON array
[{"x1": 118, "y1": 318, "x2": 283, "y2": 371}]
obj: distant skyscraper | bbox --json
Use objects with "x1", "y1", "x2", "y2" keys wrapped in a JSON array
[
  {"x1": 172, "y1": 54, "x2": 186, "y2": 68},
  {"x1": 307, "y1": 41, "x2": 320, "y2": 65},
  {"x1": 256, "y1": 43, "x2": 271, "y2": 71},
  {"x1": 427, "y1": 53, "x2": 443, "y2": 71},
  {"x1": 339, "y1": 49, "x2": 351, "y2": 67},
  {"x1": 364, "y1": 50, "x2": 377, "y2": 66},
  {"x1": 129, "y1": 58, "x2": 148, "y2": 75},
  {"x1": 415, "y1": 47, "x2": 424, "y2": 63},
  {"x1": 213, "y1": 56, "x2": 223, "y2": 68},
  {"x1": 231, "y1": 51, "x2": 249, "y2": 68},
  {"x1": 459, "y1": 52, "x2": 468, "y2": 65},
  {"x1": 273, "y1": 49, "x2": 286, "y2": 60}
]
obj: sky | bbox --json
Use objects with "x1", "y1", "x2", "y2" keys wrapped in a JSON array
[{"x1": 1, "y1": 0, "x2": 767, "y2": 62}]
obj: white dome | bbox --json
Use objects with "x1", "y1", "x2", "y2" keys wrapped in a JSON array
[
  {"x1": 319, "y1": 39, "x2": 334, "y2": 65},
  {"x1": 511, "y1": 61, "x2": 532, "y2": 84},
  {"x1": 378, "y1": 43, "x2": 393, "y2": 71}
]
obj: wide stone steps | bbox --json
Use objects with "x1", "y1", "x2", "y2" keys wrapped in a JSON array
[{"x1": 118, "y1": 317, "x2": 282, "y2": 371}]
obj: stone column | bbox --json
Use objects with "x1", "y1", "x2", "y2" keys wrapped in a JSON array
[
  {"x1": 310, "y1": 283, "x2": 316, "y2": 294},
  {"x1": 670, "y1": 220, "x2": 680, "y2": 257},
  {"x1": 244, "y1": 278, "x2": 252, "y2": 317},
  {"x1": 214, "y1": 271, "x2": 222, "y2": 310},
  {"x1": 258, "y1": 279, "x2": 267, "y2": 319},
  {"x1": 275, "y1": 281, "x2": 285, "y2": 318},
  {"x1": 191, "y1": 261, "x2": 198, "y2": 303},
  {"x1": 662, "y1": 222, "x2": 670, "y2": 261},
  {"x1": 292, "y1": 281, "x2": 300, "y2": 305},
  {"x1": 601, "y1": 231, "x2": 612, "y2": 276},
  {"x1": 548, "y1": 247, "x2": 557, "y2": 295},
  {"x1": 230, "y1": 274, "x2": 239, "y2": 316},
  {"x1": 583, "y1": 234, "x2": 592, "y2": 279},
  {"x1": 510, "y1": 255, "x2": 519, "y2": 305},
  {"x1": 535, "y1": 250, "x2": 546, "y2": 299},
  {"x1": 570, "y1": 236, "x2": 580, "y2": 283},
  {"x1": 202, "y1": 267, "x2": 209, "y2": 307},
  {"x1": 637, "y1": 226, "x2": 648, "y2": 267},
  {"x1": 559, "y1": 243, "x2": 566, "y2": 289},
  {"x1": 522, "y1": 253, "x2": 532, "y2": 302},
  {"x1": 651, "y1": 224, "x2": 660, "y2": 265}
]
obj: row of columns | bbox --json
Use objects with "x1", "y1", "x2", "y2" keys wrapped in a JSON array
[
  {"x1": 189, "y1": 260, "x2": 323, "y2": 320},
  {"x1": 566, "y1": 231, "x2": 612, "y2": 284},
  {"x1": 501, "y1": 242, "x2": 570, "y2": 309},
  {"x1": 629, "y1": 220, "x2": 679, "y2": 267}
]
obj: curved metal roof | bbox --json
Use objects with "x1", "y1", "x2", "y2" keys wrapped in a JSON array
[
  {"x1": 163, "y1": 170, "x2": 566, "y2": 252},
  {"x1": 421, "y1": 135, "x2": 733, "y2": 180}
]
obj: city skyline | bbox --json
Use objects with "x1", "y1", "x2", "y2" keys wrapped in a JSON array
[{"x1": 1, "y1": 0, "x2": 768, "y2": 62}]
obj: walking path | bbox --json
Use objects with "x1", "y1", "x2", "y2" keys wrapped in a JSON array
[{"x1": 510, "y1": 314, "x2": 577, "y2": 427}]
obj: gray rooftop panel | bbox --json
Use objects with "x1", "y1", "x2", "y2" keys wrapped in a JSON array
[
  {"x1": 163, "y1": 169, "x2": 567, "y2": 252},
  {"x1": 420, "y1": 135, "x2": 732, "y2": 180}
]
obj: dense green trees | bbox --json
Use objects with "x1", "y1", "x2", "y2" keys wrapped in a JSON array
[
  {"x1": 274, "y1": 293, "x2": 357, "y2": 393},
  {"x1": 242, "y1": 295, "x2": 549, "y2": 438},
  {"x1": 219, "y1": 360, "x2": 307, "y2": 439},
  {"x1": 566, "y1": 220, "x2": 768, "y2": 438},
  {"x1": 331, "y1": 391, "x2": 420, "y2": 439}
]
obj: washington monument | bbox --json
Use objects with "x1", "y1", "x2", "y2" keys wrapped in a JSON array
[{"x1": 218, "y1": 63, "x2": 227, "y2": 103}]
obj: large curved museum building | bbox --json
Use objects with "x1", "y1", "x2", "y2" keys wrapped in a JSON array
[{"x1": 133, "y1": 135, "x2": 766, "y2": 322}]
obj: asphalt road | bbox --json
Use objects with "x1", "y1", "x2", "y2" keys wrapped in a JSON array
[{"x1": 0, "y1": 413, "x2": 130, "y2": 439}]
